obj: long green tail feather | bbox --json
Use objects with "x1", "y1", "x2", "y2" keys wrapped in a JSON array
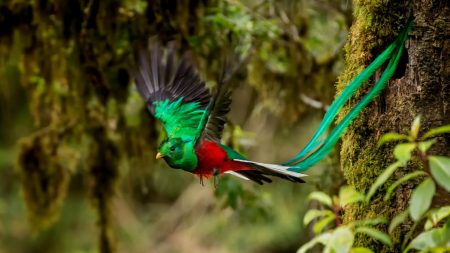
[
  {"x1": 283, "y1": 41, "x2": 398, "y2": 165},
  {"x1": 286, "y1": 19, "x2": 412, "y2": 171},
  {"x1": 289, "y1": 37, "x2": 406, "y2": 171}
]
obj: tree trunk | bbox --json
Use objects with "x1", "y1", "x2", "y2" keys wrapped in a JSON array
[{"x1": 338, "y1": 0, "x2": 449, "y2": 251}]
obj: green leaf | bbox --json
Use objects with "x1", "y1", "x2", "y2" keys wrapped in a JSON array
[
  {"x1": 389, "y1": 211, "x2": 408, "y2": 234},
  {"x1": 417, "y1": 139, "x2": 436, "y2": 153},
  {"x1": 297, "y1": 232, "x2": 331, "y2": 253},
  {"x1": 408, "y1": 221, "x2": 450, "y2": 251},
  {"x1": 355, "y1": 226, "x2": 393, "y2": 247},
  {"x1": 313, "y1": 213, "x2": 336, "y2": 234},
  {"x1": 425, "y1": 206, "x2": 450, "y2": 230},
  {"x1": 410, "y1": 115, "x2": 421, "y2": 140},
  {"x1": 394, "y1": 143, "x2": 416, "y2": 163},
  {"x1": 366, "y1": 161, "x2": 402, "y2": 202},
  {"x1": 438, "y1": 220, "x2": 450, "y2": 246},
  {"x1": 408, "y1": 229, "x2": 437, "y2": 251},
  {"x1": 410, "y1": 178, "x2": 436, "y2": 221},
  {"x1": 325, "y1": 227, "x2": 354, "y2": 253},
  {"x1": 303, "y1": 209, "x2": 334, "y2": 226},
  {"x1": 350, "y1": 248, "x2": 374, "y2": 253},
  {"x1": 377, "y1": 132, "x2": 409, "y2": 147},
  {"x1": 308, "y1": 191, "x2": 333, "y2": 207},
  {"x1": 339, "y1": 186, "x2": 365, "y2": 206},
  {"x1": 429, "y1": 156, "x2": 450, "y2": 192},
  {"x1": 423, "y1": 124, "x2": 450, "y2": 139},
  {"x1": 385, "y1": 171, "x2": 427, "y2": 201}
]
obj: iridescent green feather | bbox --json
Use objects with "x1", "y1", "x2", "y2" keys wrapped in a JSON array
[
  {"x1": 285, "y1": 19, "x2": 413, "y2": 172},
  {"x1": 154, "y1": 98, "x2": 206, "y2": 140}
]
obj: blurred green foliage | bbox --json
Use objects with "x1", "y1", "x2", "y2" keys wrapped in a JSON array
[{"x1": 0, "y1": 0, "x2": 350, "y2": 252}]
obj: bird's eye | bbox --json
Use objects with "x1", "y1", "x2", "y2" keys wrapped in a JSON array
[{"x1": 170, "y1": 146, "x2": 176, "y2": 152}]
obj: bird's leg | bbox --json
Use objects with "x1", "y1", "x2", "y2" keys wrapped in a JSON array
[
  {"x1": 213, "y1": 168, "x2": 220, "y2": 188},
  {"x1": 199, "y1": 174, "x2": 204, "y2": 186}
]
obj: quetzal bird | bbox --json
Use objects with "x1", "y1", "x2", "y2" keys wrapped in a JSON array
[
  {"x1": 135, "y1": 20, "x2": 411, "y2": 185},
  {"x1": 135, "y1": 44, "x2": 307, "y2": 184}
]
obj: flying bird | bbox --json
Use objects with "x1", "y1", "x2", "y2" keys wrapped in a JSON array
[
  {"x1": 134, "y1": 43, "x2": 307, "y2": 185},
  {"x1": 134, "y1": 20, "x2": 411, "y2": 185}
]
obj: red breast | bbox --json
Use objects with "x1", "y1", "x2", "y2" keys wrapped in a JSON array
[
  {"x1": 194, "y1": 140, "x2": 228, "y2": 176},
  {"x1": 194, "y1": 141, "x2": 252, "y2": 176}
]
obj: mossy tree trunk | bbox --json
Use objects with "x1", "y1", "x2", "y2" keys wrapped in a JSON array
[{"x1": 338, "y1": 0, "x2": 449, "y2": 251}]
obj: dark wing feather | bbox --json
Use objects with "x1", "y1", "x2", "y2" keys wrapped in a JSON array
[
  {"x1": 202, "y1": 86, "x2": 232, "y2": 142},
  {"x1": 195, "y1": 54, "x2": 242, "y2": 144},
  {"x1": 134, "y1": 42, "x2": 211, "y2": 113}
]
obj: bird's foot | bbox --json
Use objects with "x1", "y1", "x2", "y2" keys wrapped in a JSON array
[
  {"x1": 199, "y1": 174, "x2": 204, "y2": 186},
  {"x1": 213, "y1": 168, "x2": 220, "y2": 189}
]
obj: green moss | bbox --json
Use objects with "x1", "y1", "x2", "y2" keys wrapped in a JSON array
[
  {"x1": 337, "y1": 0, "x2": 408, "y2": 189},
  {"x1": 86, "y1": 127, "x2": 120, "y2": 253},
  {"x1": 336, "y1": 0, "x2": 410, "y2": 251},
  {"x1": 16, "y1": 127, "x2": 71, "y2": 232}
]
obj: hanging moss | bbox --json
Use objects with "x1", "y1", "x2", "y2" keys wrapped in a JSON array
[
  {"x1": 85, "y1": 126, "x2": 120, "y2": 253},
  {"x1": 16, "y1": 126, "x2": 72, "y2": 232},
  {"x1": 3, "y1": 1, "x2": 206, "y2": 251}
]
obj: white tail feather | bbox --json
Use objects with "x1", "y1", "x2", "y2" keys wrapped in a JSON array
[
  {"x1": 225, "y1": 171, "x2": 250, "y2": 180},
  {"x1": 232, "y1": 159, "x2": 308, "y2": 178}
]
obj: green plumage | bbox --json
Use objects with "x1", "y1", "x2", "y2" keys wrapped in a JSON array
[
  {"x1": 285, "y1": 19, "x2": 412, "y2": 172},
  {"x1": 153, "y1": 98, "x2": 207, "y2": 171},
  {"x1": 220, "y1": 144, "x2": 246, "y2": 160},
  {"x1": 154, "y1": 98, "x2": 206, "y2": 140},
  {"x1": 158, "y1": 138, "x2": 198, "y2": 171}
]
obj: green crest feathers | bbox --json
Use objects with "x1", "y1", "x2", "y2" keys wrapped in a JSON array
[{"x1": 154, "y1": 98, "x2": 206, "y2": 139}]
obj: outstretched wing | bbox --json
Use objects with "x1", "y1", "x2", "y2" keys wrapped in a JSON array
[
  {"x1": 134, "y1": 43, "x2": 211, "y2": 139},
  {"x1": 198, "y1": 78, "x2": 232, "y2": 143},
  {"x1": 194, "y1": 53, "x2": 246, "y2": 144}
]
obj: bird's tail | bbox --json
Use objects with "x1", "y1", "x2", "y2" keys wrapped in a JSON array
[
  {"x1": 219, "y1": 144, "x2": 307, "y2": 184},
  {"x1": 284, "y1": 18, "x2": 413, "y2": 172},
  {"x1": 228, "y1": 159, "x2": 307, "y2": 185}
]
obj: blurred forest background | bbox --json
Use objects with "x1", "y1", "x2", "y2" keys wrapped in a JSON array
[{"x1": 0, "y1": 0, "x2": 352, "y2": 252}]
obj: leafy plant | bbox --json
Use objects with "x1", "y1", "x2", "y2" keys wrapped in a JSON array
[{"x1": 298, "y1": 117, "x2": 450, "y2": 252}]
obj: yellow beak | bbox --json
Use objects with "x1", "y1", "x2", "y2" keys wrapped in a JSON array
[{"x1": 156, "y1": 152, "x2": 164, "y2": 159}]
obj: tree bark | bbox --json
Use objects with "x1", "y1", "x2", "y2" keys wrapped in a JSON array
[{"x1": 338, "y1": 0, "x2": 449, "y2": 251}]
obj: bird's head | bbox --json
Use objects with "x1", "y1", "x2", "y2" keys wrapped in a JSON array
[
  {"x1": 156, "y1": 138, "x2": 197, "y2": 172},
  {"x1": 157, "y1": 138, "x2": 184, "y2": 162}
]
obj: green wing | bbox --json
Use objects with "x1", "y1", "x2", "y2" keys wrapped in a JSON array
[
  {"x1": 195, "y1": 77, "x2": 232, "y2": 144},
  {"x1": 194, "y1": 52, "x2": 248, "y2": 145},
  {"x1": 134, "y1": 43, "x2": 211, "y2": 140}
]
